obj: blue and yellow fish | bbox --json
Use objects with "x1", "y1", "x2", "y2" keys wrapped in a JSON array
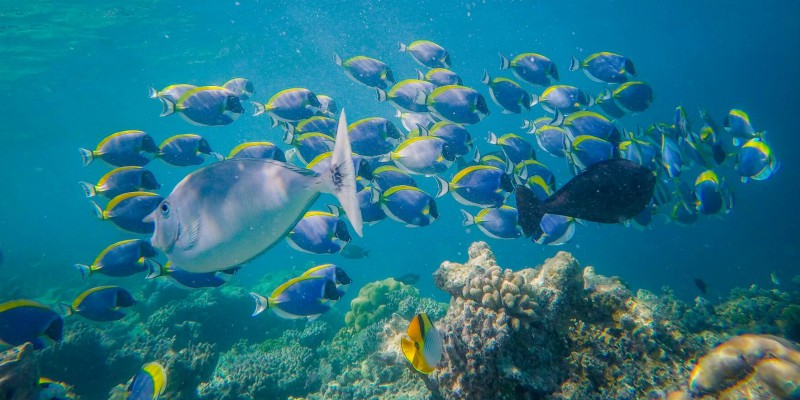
[
  {"x1": 418, "y1": 68, "x2": 462, "y2": 86},
  {"x1": 227, "y1": 142, "x2": 286, "y2": 161},
  {"x1": 0, "y1": 300, "x2": 62, "y2": 349},
  {"x1": 79, "y1": 166, "x2": 160, "y2": 199},
  {"x1": 461, "y1": 206, "x2": 522, "y2": 239},
  {"x1": 399, "y1": 40, "x2": 451, "y2": 69},
  {"x1": 253, "y1": 87, "x2": 322, "y2": 123},
  {"x1": 481, "y1": 70, "x2": 531, "y2": 114},
  {"x1": 165, "y1": 85, "x2": 245, "y2": 126},
  {"x1": 370, "y1": 165, "x2": 418, "y2": 191},
  {"x1": 499, "y1": 52, "x2": 559, "y2": 87},
  {"x1": 569, "y1": 52, "x2": 636, "y2": 83},
  {"x1": 222, "y1": 77, "x2": 255, "y2": 101},
  {"x1": 378, "y1": 79, "x2": 435, "y2": 113},
  {"x1": 534, "y1": 214, "x2": 576, "y2": 245},
  {"x1": 387, "y1": 136, "x2": 454, "y2": 176},
  {"x1": 374, "y1": 185, "x2": 438, "y2": 227},
  {"x1": 92, "y1": 192, "x2": 163, "y2": 234},
  {"x1": 424, "y1": 85, "x2": 489, "y2": 125},
  {"x1": 532, "y1": 85, "x2": 593, "y2": 114},
  {"x1": 80, "y1": 130, "x2": 159, "y2": 167},
  {"x1": 348, "y1": 117, "x2": 404, "y2": 157},
  {"x1": 287, "y1": 210, "x2": 352, "y2": 255},
  {"x1": 488, "y1": 132, "x2": 535, "y2": 166},
  {"x1": 250, "y1": 275, "x2": 341, "y2": 320},
  {"x1": 435, "y1": 165, "x2": 514, "y2": 208},
  {"x1": 75, "y1": 239, "x2": 157, "y2": 279},
  {"x1": 63, "y1": 286, "x2": 136, "y2": 322},
  {"x1": 333, "y1": 53, "x2": 395, "y2": 89},
  {"x1": 157, "y1": 134, "x2": 221, "y2": 167},
  {"x1": 125, "y1": 362, "x2": 167, "y2": 400},
  {"x1": 735, "y1": 138, "x2": 780, "y2": 182}
]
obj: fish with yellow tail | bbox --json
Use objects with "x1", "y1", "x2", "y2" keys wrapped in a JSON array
[{"x1": 401, "y1": 312, "x2": 443, "y2": 374}]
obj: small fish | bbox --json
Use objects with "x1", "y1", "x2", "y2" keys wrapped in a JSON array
[
  {"x1": 516, "y1": 159, "x2": 656, "y2": 239},
  {"x1": 79, "y1": 166, "x2": 160, "y2": 199},
  {"x1": 461, "y1": 206, "x2": 522, "y2": 239},
  {"x1": 349, "y1": 117, "x2": 404, "y2": 157},
  {"x1": 533, "y1": 125, "x2": 569, "y2": 158},
  {"x1": 284, "y1": 132, "x2": 335, "y2": 165},
  {"x1": 157, "y1": 134, "x2": 222, "y2": 167},
  {"x1": 227, "y1": 141, "x2": 286, "y2": 162},
  {"x1": 421, "y1": 121, "x2": 472, "y2": 158},
  {"x1": 481, "y1": 70, "x2": 531, "y2": 114},
  {"x1": 125, "y1": 362, "x2": 167, "y2": 400},
  {"x1": 164, "y1": 85, "x2": 245, "y2": 126},
  {"x1": 287, "y1": 210, "x2": 352, "y2": 255},
  {"x1": 222, "y1": 77, "x2": 255, "y2": 100},
  {"x1": 339, "y1": 243, "x2": 370, "y2": 259},
  {"x1": 694, "y1": 170, "x2": 729, "y2": 215},
  {"x1": 724, "y1": 109, "x2": 758, "y2": 146},
  {"x1": 333, "y1": 53, "x2": 395, "y2": 89},
  {"x1": 250, "y1": 275, "x2": 341, "y2": 320},
  {"x1": 395, "y1": 273, "x2": 420, "y2": 285},
  {"x1": 378, "y1": 79, "x2": 435, "y2": 113},
  {"x1": 735, "y1": 138, "x2": 780, "y2": 182},
  {"x1": 534, "y1": 214, "x2": 576, "y2": 246},
  {"x1": 0, "y1": 300, "x2": 62, "y2": 349},
  {"x1": 425, "y1": 85, "x2": 489, "y2": 125},
  {"x1": 435, "y1": 165, "x2": 514, "y2": 208},
  {"x1": 93, "y1": 192, "x2": 163, "y2": 234},
  {"x1": 488, "y1": 132, "x2": 535, "y2": 166},
  {"x1": 398, "y1": 40, "x2": 451, "y2": 69},
  {"x1": 532, "y1": 85, "x2": 594, "y2": 114},
  {"x1": 566, "y1": 135, "x2": 615, "y2": 171},
  {"x1": 148, "y1": 84, "x2": 196, "y2": 115},
  {"x1": 694, "y1": 278, "x2": 707, "y2": 295},
  {"x1": 145, "y1": 110, "x2": 362, "y2": 274},
  {"x1": 74, "y1": 239, "x2": 157, "y2": 279},
  {"x1": 301, "y1": 264, "x2": 351, "y2": 300},
  {"x1": 371, "y1": 165, "x2": 418, "y2": 191},
  {"x1": 387, "y1": 136, "x2": 455, "y2": 176},
  {"x1": 569, "y1": 52, "x2": 636, "y2": 83},
  {"x1": 499, "y1": 52, "x2": 559, "y2": 87},
  {"x1": 660, "y1": 134, "x2": 684, "y2": 179},
  {"x1": 147, "y1": 262, "x2": 236, "y2": 289},
  {"x1": 375, "y1": 185, "x2": 438, "y2": 227},
  {"x1": 418, "y1": 68, "x2": 462, "y2": 86},
  {"x1": 771, "y1": 271, "x2": 780, "y2": 285},
  {"x1": 560, "y1": 111, "x2": 620, "y2": 144},
  {"x1": 252, "y1": 87, "x2": 322, "y2": 123},
  {"x1": 607, "y1": 81, "x2": 653, "y2": 113},
  {"x1": 79, "y1": 130, "x2": 159, "y2": 167},
  {"x1": 62, "y1": 286, "x2": 136, "y2": 322},
  {"x1": 401, "y1": 313, "x2": 443, "y2": 374}
]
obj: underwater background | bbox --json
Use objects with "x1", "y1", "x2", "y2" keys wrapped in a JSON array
[{"x1": 1, "y1": 1, "x2": 799, "y2": 399}]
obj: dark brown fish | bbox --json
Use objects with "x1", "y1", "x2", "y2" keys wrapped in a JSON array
[
  {"x1": 517, "y1": 159, "x2": 656, "y2": 239},
  {"x1": 694, "y1": 278, "x2": 707, "y2": 295}
]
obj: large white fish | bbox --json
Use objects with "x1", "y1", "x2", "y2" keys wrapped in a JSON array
[{"x1": 145, "y1": 110, "x2": 362, "y2": 273}]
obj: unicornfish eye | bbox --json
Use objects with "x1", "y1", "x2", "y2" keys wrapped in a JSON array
[{"x1": 160, "y1": 202, "x2": 170, "y2": 216}]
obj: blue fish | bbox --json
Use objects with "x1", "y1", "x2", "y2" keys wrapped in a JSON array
[
  {"x1": 79, "y1": 166, "x2": 160, "y2": 199},
  {"x1": 532, "y1": 85, "x2": 593, "y2": 114},
  {"x1": 520, "y1": 174, "x2": 553, "y2": 201},
  {"x1": 354, "y1": 178, "x2": 387, "y2": 225},
  {"x1": 660, "y1": 134, "x2": 684, "y2": 179},
  {"x1": 533, "y1": 125, "x2": 569, "y2": 158},
  {"x1": 349, "y1": 117, "x2": 403, "y2": 157},
  {"x1": 594, "y1": 89, "x2": 626, "y2": 119},
  {"x1": 515, "y1": 159, "x2": 556, "y2": 191},
  {"x1": 147, "y1": 262, "x2": 236, "y2": 289},
  {"x1": 75, "y1": 239, "x2": 157, "y2": 279},
  {"x1": 694, "y1": 170, "x2": 732, "y2": 215},
  {"x1": 566, "y1": 135, "x2": 615, "y2": 171},
  {"x1": 375, "y1": 185, "x2": 438, "y2": 227},
  {"x1": 0, "y1": 300, "x2": 62, "y2": 349},
  {"x1": 371, "y1": 165, "x2": 418, "y2": 191},
  {"x1": 285, "y1": 132, "x2": 335, "y2": 165},
  {"x1": 287, "y1": 210, "x2": 352, "y2": 254},
  {"x1": 499, "y1": 52, "x2": 558, "y2": 87},
  {"x1": 418, "y1": 68, "x2": 462, "y2": 86},
  {"x1": 534, "y1": 214, "x2": 576, "y2": 245},
  {"x1": 333, "y1": 53, "x2": 395, "y2": 89},
  {"x1": 560, "y1": 111, "x2": 620, "y2": 144},
  {"x1": 295, "y1": 116, "x2": 338, "y2": 136},
  {"x1": 158, "y1": 134, "x2": 221, "y2": 166},
  {"x1": 253, "y1": 88, "x2": 322, "y2": 123},
  {"x1": 482, "y1": 70, "x2": 531, "y2": 114},
  {"x1": 435, "y1": 165, "x2": 514, "y2": 208},
  {"x1": 570, "y1": 52, "x2": 636, "y2": 83},
  {"x1": 126, "y1": 362, "x2": 167, "y2": 400},
  {"x1": 461, "y1": 206, "x2": 522, "y2": 240},
  {"x1": 250, "y1": 275, "x2": 341, "y2": 320},
  {"x1": 93, "y1": 192, "x2": 163, "y2": 234},
  {"x1": 724, "y1": 109, "x2": 759, "y2": 146},
  {"x1": 388, "y1": 136, "x2": 454, "y2": 176},
  {"x1": 399, "y1": 40, "x2": 451, "y2": 69},
  {"x1": 222, "y1": 77, "x2": 255, "y2": 101},
  {"x1": 420, "y1": 122, "x2": 472, "y2": 158},
  {"x1": 609, "y1": 81, "x2": 653, "y2": 113},
  {"x1": 735, "y1": 138, "x2": 780, "y2": 182},
  {"x1": 227, "y1": 142, "x2": 286, "y2": 161},
  {"x1": 79, "y1": 130, "x2": 159, "y2": 167},
  {"x1": 618, "y1": 138, "x2": 658, "y2": 171},
  {"x1": 64, "y1": 286, "x2": 136, "y2": 322},
  {"x1": 165, "y1": 86, "x2": 245, "y2": 126},
  {"x1": 425, "y1": 85, "x2": 489, "y2": 125},
  {"x1": 488, "y1": 132, "x2": 535, "y2": 166},
  {"x1": 301, "y1": 264, "x2": 351, "y2": 300},
  {"x1": 378, "y1": 79, "x2": 435, "y2": 113}
]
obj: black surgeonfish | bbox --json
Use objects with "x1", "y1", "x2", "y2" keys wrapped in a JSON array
[{"x1": 516, "y1": 159, "x2": 656, "y2": 239}]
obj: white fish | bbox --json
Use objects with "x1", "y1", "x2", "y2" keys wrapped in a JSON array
[{"x1": 145, "y1": 110, "x2": 362, "y2": 273}]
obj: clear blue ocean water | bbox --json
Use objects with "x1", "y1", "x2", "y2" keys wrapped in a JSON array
[{"x1": 0, "y1": 0, "x2": 797, "y2": 354}]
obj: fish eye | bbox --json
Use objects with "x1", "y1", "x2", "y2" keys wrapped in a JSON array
[{"x1": 160, "y1": 202, "x2": 170, "y2": 216}]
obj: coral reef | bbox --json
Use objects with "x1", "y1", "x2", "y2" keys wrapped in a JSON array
[
  {"x1": 344, "y1": 278, "x2": 420, "y2": 331},
  {"x1": 0, "y1": 343, "x2": 39, "y2": 399}
]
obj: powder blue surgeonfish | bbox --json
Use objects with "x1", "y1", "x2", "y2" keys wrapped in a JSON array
[
  {"x1": 222, "y1": 77, "x2": 255, "y2": 101},
  {"x1": 63, "y1": 286, "x2": 136, "y2": 322},
  {"x1": 499, "y1": 52, "x2": 559, "y2": 87},
  {"x1": 606, "y1": 81, "x2": 653, "y2": 113},
  {"x1": 425, "y1": 85, "x2": 490, "y2": 125},
  {"x1": 399, "y1": 40, "x2": 451, "y2": 69},
  {"x1": 348, "y1": 117, "x2": 404, "y2": 157},
  {"x1": 284, "y1": 132, "x2": 336, "y2": 165},
  {"x1": 125, "y1": 362, "x2": 167, "y2": 400},
  {"x1": 287, "y1": 210, "x2": 352, "y2": 254},
  {"x1": 79, "y1": 130, "x2": 159, "y2": 167},
  {"x1": 534, "y1": 125, "x2": 569, "y2": 158},
  {"x1": 560, "y1": 111, "x2": 620, "y2": 144},
  {"x1": 374, "y1": 185, "x2": 438, "y2": 227},
  {"x1": 301, "y1": 264, "x2": 351, "y2": 300},
  {"x1": 164, "y1": 86, "x2": 245, "y2": 126},
  {"x1": 694, "y1": 170, "x2": 733, "y2": 215},
  {"x1": 93, "y1": 192, "x2": 163, "y2": 234},
  {"x1": 378, "y1": 79, "x2": 435, "y2": 113},
  {"x1": 534, "y1": 214, "x2": 576, "y2": 245},
  {"x1": 371, "y1": 165, "x2": 417, "y2": 191},
  {"x1": 145, "y1": 110, "x2": 362, "y2": 274},
  {"x1": 79, "y1": 166, "x2": 160, "y2": 199},
  {"x1": 532, "y1": 85, "x2": 594, "y2": 114},
  {"x1": 250, "y1": 275, "x2": 342, "y2": 320},
  {"x1": 418, "y1": 68, "x2": 462, "y2": 86},
  {"x1": 0, "y1": 300, "x2": 63, "y2": 349},
  {"x1": 75, "y1": 239, "x2": 157, "y2": 279},
  {"x1": 735, "y1": 138, "x2": 780, "y2": 182},
  {"x1": 569, "y1": 52, "x2": 636, "y2": 84},
  {"x1": 333, "y1": 53, "x2": 395, "y2": 89},
  {"x1": 461, "y1": 206, "x2": 522, "y2": 239},
  {"x1": 481, "y1": 70, "x2": 531, "y2": 114},
  {"x1": 147, "y1": 262, "x2": 237, "y2": 289},
  {"x1": 435, "y1": 165, "x2": 514, "y2": 208},
  {"x1": 387, "y1": 136, "x2": 455, "y2": 176},
  {"x1": 253, "y1": 88, "x2": 322, "y2": 124},
  {"x1": 566, "y1": 135, "x2": 615, "y2": 171},
  {"x1": 724, "y1": 109, "x2": 759, "y2": 146},
  {"x1": 422, "y1": 121, "x2": 472, "y2": 158},
  {"x1": 488, "y1": 132, "x2": 535, "y2": 166},
  {"x1": 227, "y1": 142, "x2": 286, "y2": 162},
  {"x1": 660, "y1": 134, "x2": 684, "y2": 179},
  {"x1": 619, "y1": 138, "x2": 659, "y2": 171},
  {"x1": 157, "y1": 134, "x2": 222, "y2": 167},
  {"x1": 354, "y1": 178, "x2": 387, "y2": 225}
]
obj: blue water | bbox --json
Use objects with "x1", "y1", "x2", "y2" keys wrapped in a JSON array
[{"x1": 1, "y1": 0, "x2": 797, "y2": 341}]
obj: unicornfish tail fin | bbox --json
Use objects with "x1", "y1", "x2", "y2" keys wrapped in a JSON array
[{"x1": 320, "y1": 109, "x2": 363, "y2": 237}]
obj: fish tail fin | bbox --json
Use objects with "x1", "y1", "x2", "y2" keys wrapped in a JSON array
[
  {"x1": 332, "y1": 51, "x2": 343, "y2": 66},
  {"x1": 499, "y1": 53, "x2": 510, "y2": 70},
  {"x1": 159, "y1": 98, "x2": 175, "y2": 117},
  {"x1": 376, "y1": 88, "x2": 388, "y2": 102},
  {"x1": 147, "y1": 86, "x2": 158, "y2": 99},
  {"x1": 78, "y1": 181, "x2": 97, "y2": 198},
  {"x1": 516, "y1": 185, "x2": 545, "y2": 239},
  {"x1": 487, "y1": 131, "x2": 499, "y2": 145},
  {"x1": 529, "y1": 93, "x2": 539, "y2": 107},
  {"x1": 460, "y1": 209, "x2": 475, "y2": 227},
  {"x1": 481, "y1": 69, "x2": 490, "y2": 85},
  {"x1": 74, "y1": 264, "x2": 92, "y2": 279},
  {"x1": 416, "y1": 69, "x2": 425, "y2": 80},
  {"x1": 398, "y1": 42, "x2": 407, "y2": 52},
  {"x1": 550, "y1": 109, "x2": 565, "y2": 126},
  {"x1": 321, "y1": 109, "x2": 363, "y2": 237},
  {"x1": 250, "y1": 292, "x2": 270, "y2": 316},
  {"x1": 145, "y1": 259, "x2": 165, "y2": 279},
  {"x1": 79, "y1": 148, "x2": 94, "y2": 166},
  {"x1": 251, "y1": 101, "x2": 266, "y2": 116},
  {"x1": 434, "y1": 176, "x2": 450, "y2": 198},
  {"x1": 91, "y1": 202, "x2": 105, "y2": 220},
  {"x1": 57, "y1": 303, "x2": 74, "y2": 317},
  {"x1": 268, "y1": 115, "x2": 279, "y2": 129},
  {"x1": 569, "y1": 56, "x2": 580, "y2": 72}
]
